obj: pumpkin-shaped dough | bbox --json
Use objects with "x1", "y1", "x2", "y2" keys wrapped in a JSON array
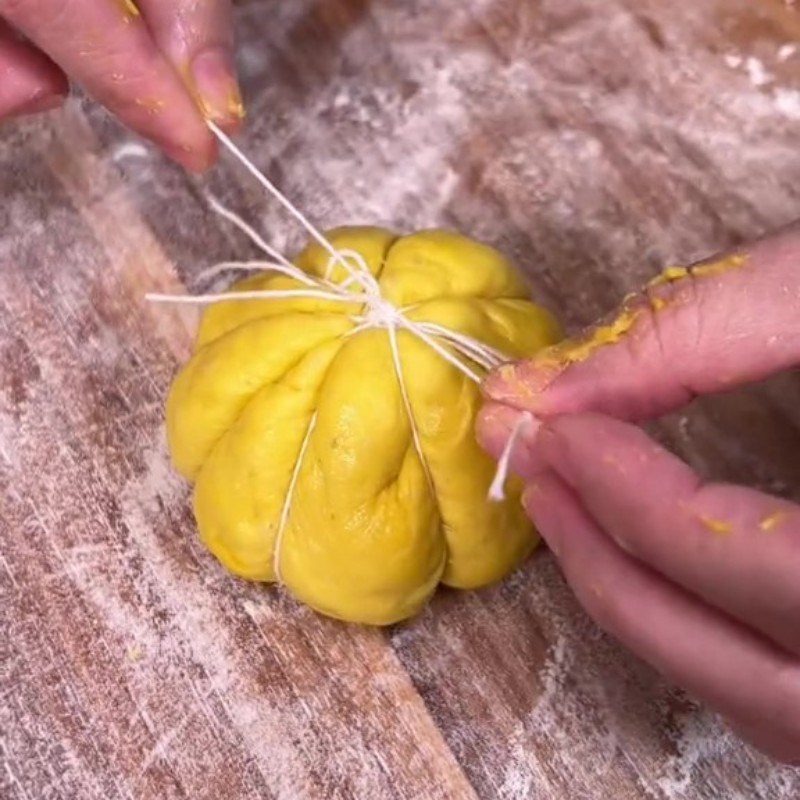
[{"x1": 167, "y1": 227, "x2": 562, "y2": 625}]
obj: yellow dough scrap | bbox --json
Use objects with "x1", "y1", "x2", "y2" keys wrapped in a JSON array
[{"x1": 166, "y1": 227, "x2": 562, "y2": 624}]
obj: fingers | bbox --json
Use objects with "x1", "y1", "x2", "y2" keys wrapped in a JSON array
[
  {"x1": 0, "y1": 19, "x2": 68, "y2": 119},
  {"x1": 485, "y1": 223, "x2": 800, "y2": 422},
  {"x1": 1, "y1": 0, "x2": 215, "y2": 170},
  {"x1": 479, "y1": 406, "x2": 800, "y2": 656},
  {"x1": 134, "y1": 0, "x2": 243, "y2": 131},
  {"x1": 522, "y1": 469, "x2": 800, "y2": 764}
]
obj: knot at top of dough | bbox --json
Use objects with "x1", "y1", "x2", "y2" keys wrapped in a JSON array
[{"x1": 362, "y1": 296, "x2": 405, "y2": 329}]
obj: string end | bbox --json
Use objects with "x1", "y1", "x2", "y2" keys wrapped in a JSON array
[{"x1": 488, "y1": 411, "x2": 535, "y2": 502}]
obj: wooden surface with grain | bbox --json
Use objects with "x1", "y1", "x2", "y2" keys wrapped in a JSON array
[{"x1": 2, "y1": 1, "x2": 800, "y2": 798}]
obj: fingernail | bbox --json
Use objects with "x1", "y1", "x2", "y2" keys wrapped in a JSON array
[
  {"x1": 476, "y1": 402, "x2": 521, "y2": 457},
  {"x1": 483, "y1": 358, "x2": 564, "y2": 406},
  {"x1": 189, "y1": 47, "x2": 245, "y2": 127},
  {"x1": 10, "y1": 92, "x2": 65, "y2": 118},
  {"x1": 478, "y1": 402, "x2": 513, "y2": 432},
  {"x1": 117, "y1": 0, "x2": 141, "y2": 21},
  {"x1": 522, "y1": 480, "x2": 562, "y2": 558},
  {"x1": 522, "y1": 482, "x2": 541, "y2": 509}
]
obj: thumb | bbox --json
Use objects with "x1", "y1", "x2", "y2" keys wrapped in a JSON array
[{"x1": 485, "y1": 222, "x2": 800, "y2": 422}]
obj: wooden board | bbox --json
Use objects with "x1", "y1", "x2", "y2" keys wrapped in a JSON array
[{"x1": 2, "y1": 1, "x2": 800, "y2": 797}]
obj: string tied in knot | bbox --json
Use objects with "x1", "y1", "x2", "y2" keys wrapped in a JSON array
[{"x1": 361, "y1": 296, "x2": 405, "y2": 330}]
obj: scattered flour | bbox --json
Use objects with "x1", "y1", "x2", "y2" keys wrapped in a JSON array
[
  {"x1": 744, "y1": 56, "x2": 773, "y2": 88},
  {"x1": 773, "y1": 87, "x2": 800, "y2": 120},
  {"x1": 722, "y1": 49, "x2": 798, "y2": 122},
  {"x1": 111, "y1": 142, "x2": 151, "y2": 162},
  {"x1": 70, "y1": 432, "x2": 318, "y2": 799}
]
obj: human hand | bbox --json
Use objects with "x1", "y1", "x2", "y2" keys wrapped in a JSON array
[
  {"x1": 478, "y1": 223, "x2": 800, "y2": 763},
  {"x1": 0, "y1": 0, "x2": 242, "y2": 170}
]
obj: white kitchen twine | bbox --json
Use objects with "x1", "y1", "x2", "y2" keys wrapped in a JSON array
[
  {"x1": 147, "y1": 121, "x2": 527, "y2": 581},
  {"x1": 487, "y1": 411, "x2": 534, "y2": 501}
]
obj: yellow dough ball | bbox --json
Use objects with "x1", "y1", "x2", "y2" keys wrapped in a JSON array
[{"x1": 166, "y1": 227, "x2": 562, "y2": 625}]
